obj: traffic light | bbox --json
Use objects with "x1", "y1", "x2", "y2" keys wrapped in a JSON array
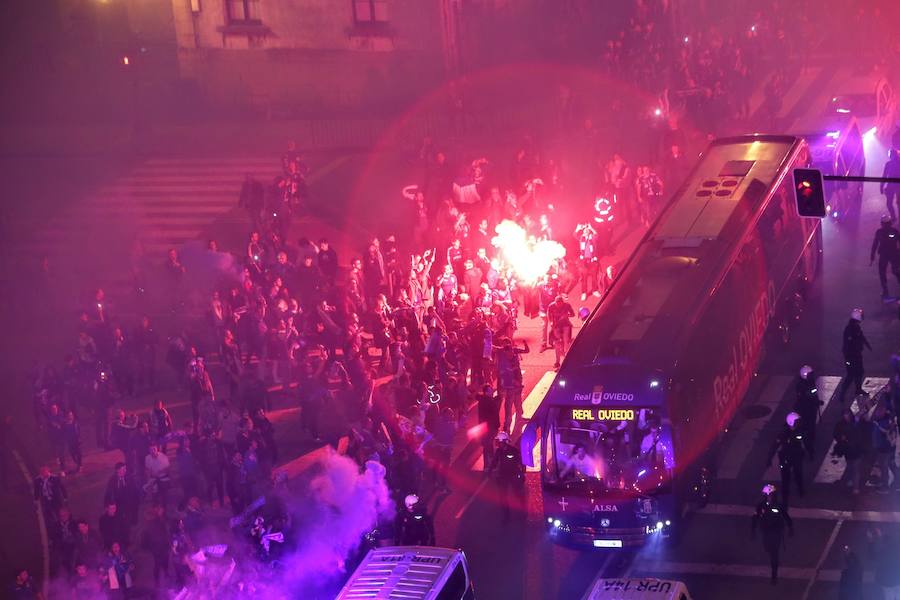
[{"x1": 792, "y1": 168, "x2": 826, "y2": 218}]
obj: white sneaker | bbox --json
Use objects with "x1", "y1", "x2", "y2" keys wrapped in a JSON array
[
  {"x1": 580, "y1": 293, "x2": 587, "y2": 301},
  {"x1": 592, "y1": 291, "x2": 601, "y2": 297}
]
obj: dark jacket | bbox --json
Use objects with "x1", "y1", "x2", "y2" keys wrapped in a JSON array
[
  {"x1": 794, "y1": 377, "x2": 822, "y2": 423},
  {"x1": 838, "y1": 549, "x2": 863, "y2": 600},
  {"x1": 768, "y1": 426, "x2": 806, "y2": 465},
  {"x1": 752, "y1": 499, "x2": 793, "y2": 542},
  {"x1": 33, "y1": 474, "x2": 67, "y2": 511},
  {"x1": 841, "y1": 319, "x2": 871, "y2": 361},
  {"x1": 98, "y1": 511, "x2": 129, "y2": 549},
  {"x1": 871, "y1": 225, "x2": 900, "y2": 261},
  {"x1": 477, "y1": 392, "x2": 501, "y2": 431},
  {"x1": 833, "y1": 417, "x2": 864, "y2": 460},
  {"x1": 104, "y1": 475, "x2": 140, "y2": 523}
]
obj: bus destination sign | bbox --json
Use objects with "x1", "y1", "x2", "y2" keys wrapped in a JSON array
[{"x1": 570, "y1": 408, "x2": 636, "y2": 421}]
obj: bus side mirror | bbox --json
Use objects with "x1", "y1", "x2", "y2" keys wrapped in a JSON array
[{"x1": 792, "y1": 168, "x2": 826, "y2": 218}]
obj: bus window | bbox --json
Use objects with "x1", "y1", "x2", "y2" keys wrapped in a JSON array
[
  {"x1": 758, "y1": 187, "x2": 786, "y2": 244},
  {"x1": 436, "y1": 562, "x2": 467, "y2": 600},
  {"x1": 551, "y1": 408, "x2": 673, "y2": 492},
  {"x1": 759, "y1": 178, "x2": 804, "y2": 289}
]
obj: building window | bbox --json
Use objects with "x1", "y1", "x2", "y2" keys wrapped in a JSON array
[
  {"x1": 353, "y1": 0, "x2": 388, "y2": 23},
  {"x1": 226, "y1": 0, "x2": 261, "y2": 24}
]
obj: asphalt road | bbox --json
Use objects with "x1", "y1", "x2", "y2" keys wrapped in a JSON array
[{"x1": 1, "y1": 63, "x2": 898, "y2": 599}]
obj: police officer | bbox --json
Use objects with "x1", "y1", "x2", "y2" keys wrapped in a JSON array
[
  {"x1": 794, "y1": 365, "x2": 822, "y2": 459},
  {"x1": 870, "y1": 215, "x2": 900, "y2": 300},
  {"x1": 395, "y1": 494, "x2": 435, "y2": 546},
  {"x1": 751, "y1": 484, "x2": 793, "y2": 584},
  {"x1": 490, "y1": 431, "x2": 525, "y2": 521},
  {"x1": 767, "y1": 412, "x2": 806, "y2": 506},
  {"x1": 841, "y1": 308, "x2": 871, "y2": 401}
]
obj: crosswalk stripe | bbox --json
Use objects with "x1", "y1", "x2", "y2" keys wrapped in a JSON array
[
  {"x1": 814, "y1": 377, "x2": 891, "y2": 484},
  {"x1": 512, "y1": 369, "x2": 556, "y2": 473},
  {"x1": 760, "y1": 375, "x2": 843, "y2": 481},
  {"x1": 141, "y1": 204, "x2": 234, "y2": 217},
  {"x1": 776, "y1": 67, "x2": 825, "y2": 119},
  {"x1": 141, "y1": 158, "x2": 280, "y2": 166},
  {"x1": 12, "y1": 154, "x2": 347, "y2": 319},
  {"x1": 95, "y1": 191, "x2": 241, "y2": 199},
  {"x1": 699, "y1": 502, "x2": 900, "y2": 524},
  {"x1": 119, "y1": 175, "x2": 280, "y2": 184},
  {"x1": 720, "y1": 375, "x2": 793, "y2": 480},
  {"x1": 104, "y1": 185, "x2": 242, "y2": 193},
  {"x1": 629, "y1": 559, "x2": 866, "y2": 584}
]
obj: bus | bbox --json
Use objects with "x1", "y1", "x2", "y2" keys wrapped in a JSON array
[{"x1": 521, "y1": 135, "x2": 822, "y2": 548}]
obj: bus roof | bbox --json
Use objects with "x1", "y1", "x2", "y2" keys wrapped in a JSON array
[
  {"x1": 336, "y1": 546, "x2": 463, "y2": 600},
  {"x1": 559, "y1": 135, "x2": 800, "y2": 379}
]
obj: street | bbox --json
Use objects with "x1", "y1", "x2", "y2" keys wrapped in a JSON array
[{"x1": 0, "y1": 59, "x2": 898, "y2": 599}]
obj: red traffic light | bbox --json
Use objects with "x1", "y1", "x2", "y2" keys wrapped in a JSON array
[{"x1": 792, "y1": 169, "x2": 826, "y2": 218}]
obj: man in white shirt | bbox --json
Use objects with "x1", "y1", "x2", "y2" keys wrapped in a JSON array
[
  {"x1": 144, "y1": 444, "x2": 171, "y2": 503},
  {"x1": 640, "y1": 425, "x2": 674, "y2": 470},
  {"x1": 561, "y1": 444, "x2": 600, "y2": 480}
]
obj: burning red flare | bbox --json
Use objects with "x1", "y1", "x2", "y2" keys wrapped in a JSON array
[{"x1": 491, "y1": 220, "x2": 565, "y2": 285}]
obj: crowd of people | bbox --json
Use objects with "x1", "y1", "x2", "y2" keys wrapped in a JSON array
[{"x1": 17, "y1": 102, "x2": 677, "y2": 595}]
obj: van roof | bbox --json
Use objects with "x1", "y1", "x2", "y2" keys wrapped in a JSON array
[
  {"x1": 337, "y1": 546, "x2": 463, "y2": 599},
  {"x1": 584, "y1": 577, "x2": 690, "y2": 600}
]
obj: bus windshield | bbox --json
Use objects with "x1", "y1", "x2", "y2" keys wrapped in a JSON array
[{"x1": 545, "y1": 407, "x2": 674, "y2": 494}]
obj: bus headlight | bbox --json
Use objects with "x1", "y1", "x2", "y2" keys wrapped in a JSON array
[{"x1": 645, "y1": 520, "x2": 668, "y2": 535}]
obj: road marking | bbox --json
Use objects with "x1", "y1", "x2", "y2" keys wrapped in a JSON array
[
  {"x1": 521, "y1": 370, "x2": 556, "y2": 421},
  {"x1": 699, "y1": 502, "x2": 900, "y2": 523},
  {"x1": 815, "y1": 377, "x2": 890, "y2": 483},
  {"x1": 308, "y1": 155, "x2": 351, "y2": 184},
  {"x1": 761, "y1": 375, "x2": 845, "y2": 481},
  {"x1": 12, "y1": 449, "x2": 49, "y2": 599},
  {"x1": 583, "y1": 553, "x2": 614, "y2": 597},
  {"x1": 454, "y1": 477, "x2": 491, "y2": 519},
  {"x1": 471, "y1": 455, "x2": 484, "y2": 471},
  {"x1": 509, "y1": 369, "x2": 557, "y2": 473},
  {"x1": 631, "y1": 559, "x2": 817, "y2": 580},
  {"x1": 803, "y1": 519, "x2": 843, "y2": 600},
  {"x1": 631, "y1": 558, "x2": 873, "y2": 584},
  {"x1": 719, "y1": 375, "x2": 791, "y2": 480},
  {"x1": 776, "y1": 67, "x2": 824, "y2": 119}
]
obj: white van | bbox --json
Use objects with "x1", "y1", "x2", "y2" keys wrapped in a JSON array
[
  {"x1": 336, "y1": 546, "x2": 475, "y2": 600},
  {"x1": 582, "y1": 577, "x2": 693, "y2": 600}
]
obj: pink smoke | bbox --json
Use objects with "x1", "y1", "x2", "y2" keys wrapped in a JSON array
[{"x1": 280, "y1": 450, "x2": 395, "y2": 587}]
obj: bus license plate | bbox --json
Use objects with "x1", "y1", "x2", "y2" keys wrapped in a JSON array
[{"x1": 593, "y1": 540, "x2": 623, "y2": 548}]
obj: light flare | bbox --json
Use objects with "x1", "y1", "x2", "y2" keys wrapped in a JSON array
[
  {"x1": 467, "y1": 421, "x2": 488, "y2": 441},
  {"x1": 491, "y1": 220, "x2": 566, "y2": 285}
]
